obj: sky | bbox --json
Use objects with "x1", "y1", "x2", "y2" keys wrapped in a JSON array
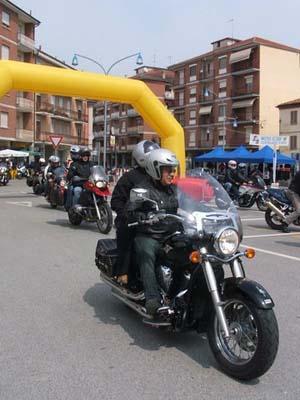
[{"x1": 13, "y1": 0, "x2": 300, "y2": 76}]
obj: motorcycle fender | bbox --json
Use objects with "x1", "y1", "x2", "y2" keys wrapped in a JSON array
[{"x1": 222, "y1": 277, "x2": 274, "y2": 309}]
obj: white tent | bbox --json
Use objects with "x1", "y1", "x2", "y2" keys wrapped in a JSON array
[{"x1": 0, "y1": 149, "x2": 29, "y2": 158}]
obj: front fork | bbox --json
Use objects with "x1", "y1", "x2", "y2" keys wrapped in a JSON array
[
  {"x1": 200, "y1": 248, "x2": 245, "y2": 338},
  {"x1": 92, "y1": 192, "x2": 102, "y2": 221}
]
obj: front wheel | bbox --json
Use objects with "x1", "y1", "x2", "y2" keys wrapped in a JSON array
[
  {"x1": 265, "y1": 208, "x2": 285, "y2": 230},
  {"x1": 207, "y1": 295, "x2": 279, "y2": 380},
  {"x1": 96, "y1": 202, "x2": 113, "y2": 234},
  {"x1": 256, "y1": 194, "x2": 268, "y2": 211}
]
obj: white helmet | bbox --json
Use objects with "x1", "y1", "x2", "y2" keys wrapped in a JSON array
[
  {"x1": 145, "y1": 148, "x2": 179, "y2": 180},
  {"x1": 132, "y1": 140, "x2": 160, "y2": 168},
  {"x1": 39, "y1": 158, "x2": 46, "y2": 164},
  {"x1": 228, "y1": 160, "x2": 237, "y2": 169}
]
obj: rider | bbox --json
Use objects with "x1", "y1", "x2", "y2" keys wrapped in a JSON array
[
  {"x1": 111, "y1": 140, "x2": 160, "y2": 285},
  {"x1": 128, "y1": 148, "x2": 179, "y2": 316},
  {"x1": 67, "y1": 147, "x2": 93, "y2": 207},
  {"x1": 282, "y1": 170, "x2": 300, "y2": 232},
  {"x1": 45, "y1": 156, "x2": 60, "y2": 200},
  {"x1": 224, "y1": 160, "x2": 250, "y2": 202},
  {"x1": 65, "y1": 146, "x2": 81, "y2": 211}
]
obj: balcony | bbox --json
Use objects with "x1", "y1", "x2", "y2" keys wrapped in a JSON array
[
  {"x1": 36, "y1": 102, "x2": 88, "y2": 122},
  {"x1": 110, "y1": 111, "x2": 120, "y2": 119},
  {"x1": 17, "y1": 33, "x2": 35, "y2": 52},
  {"x1": 94, "y1": 115, "x2": 104, "y2": 123},
  {"x1": 16, "y1": 97, "x2": 34, "y2": 112},
  {"x1": 199, "y1": 70, "x2": 215, "y2": 81},
  {"x1": 231, "y1": 88, "x2": 259, "y2": 99},
  {"x1": 16, "y1": 129, "x2": 34, "y2": 141},
  {"x1": 35, "y1": 131, "x2": 88, "y2": 145},
  {"x1": 231, "y1": 60, "x2": 259, "y2": 76},
  {"x1": 127, "y1": 126, "x2": 144, "y2": 136},
  {"x1": 93, "y1": 131, "x2": 104, "y2": 138}
]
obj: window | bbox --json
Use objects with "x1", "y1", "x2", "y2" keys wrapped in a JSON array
[
  {"x1": 189, "y1": 86, "x2": 197, "y2": 103},
  {"x1": 189, "y1": 65, "x2": 197, "y2": 81},
  {"x1": 189, "y1": 109, "x2": 196, "y2": 125},
  {"x1": 178, "y1": 91, "x2": 184, "y2": 106},
  {"x1": 245, "y1": 126, "x2": 253, "y2": 143},
  {"x1": 218, "y1": 128, "x2": 225, "y2": 146},
  {"x1": 189, "y1": 130, "x2": 196, "y2": 147},
  {"x1": 2, "y1": 11, "x2": 10, "y2": 27},
  {"x1": 0, "y1": 111, "x2": 8, "y2": 128},
  {"x1": 179, "y1": 70, "x2": 185, "y2": 85},
  {"x1": 290, "y1": 135, "x2": 297, "y2": 150},
  {"x1": 175, "y1": 112, "x2": 185, "y2": 126},
  {"x1": 219, "y1": 80, "x2": 227, "y2": 98},
  {"x1": 1, "y1": 45, "x2": 9, "y2": 60},
  {"x1": 245, "y1": 75, "x2": 253, "y2": 93},
  {"x1": 290, "y1": 110, "x2": 298, "y2": 125},
  {"x1": 121, "y1": 120, "x2": 126, "y2": 133},
  {"x1": 218, "y1": 104, "x2": 226, "y2": 120},
  {"x1": 218, "y1": 56, "x2": 227, "y2": 73}
]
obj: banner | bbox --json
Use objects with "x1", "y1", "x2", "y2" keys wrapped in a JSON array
[{"x1": 249, "y1": 134, "x2": 289, "y2": 146}]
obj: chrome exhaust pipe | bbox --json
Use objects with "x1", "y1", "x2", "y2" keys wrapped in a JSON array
[
  {"x1": 265, "y1": 200, "x2": 285, "y2": 219},
  {"x1": 100, "y1": 272, "x2": 145, "y2": 301},
  {"x1": 111, "y1": 291, "x2": 149, "y2": 318}
]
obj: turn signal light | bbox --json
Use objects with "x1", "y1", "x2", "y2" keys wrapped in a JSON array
[
  {"x1": 189, "y1": 251, "x2": 201, "y2": 264},
  {"x1": 245, "y1": 248, "x2": 256, "y2": 259}
]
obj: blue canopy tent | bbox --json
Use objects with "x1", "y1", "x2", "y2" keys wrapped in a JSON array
[
  {"x1": 249, "y1": 145, "x2": 295, "y2": 165},
  {"x1": 222, "y1": 145, "x2": 253, "y2": 162},
  {"x1": 194, "y1": 146, "x2": 227, "y2": 162}
]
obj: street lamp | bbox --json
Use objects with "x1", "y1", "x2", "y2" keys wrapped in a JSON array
[
  {"x1": 204, "y1": 88, "x2": 237, "y2": 149},
  {"x1": 72, "y1": 52, "x2": 143, "y2": 170}
]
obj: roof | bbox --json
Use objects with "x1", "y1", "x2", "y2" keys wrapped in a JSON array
[
  {"x1": 2, "y1": 0, "x2": 40, "y2": 25},
  {"x1": 277, "y1": 98, "x2": 300, "y2": 108},
  {"x1": 168, "y1": 36, "x2": 300, "y2": 69}
]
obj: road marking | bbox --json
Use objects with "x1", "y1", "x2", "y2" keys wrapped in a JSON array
[
  {"x1": 6, "y1": 201, "x2": 32, "y2": 207},
  {"x1": 244, "y1": 232, "x2": 300, "y2": 239},
  {"x1": 241, "y1": 217, "x2": 264, "y2": 221},
  {"x1": 240, "y1": 244, "x2": 300, "y2": 261}
]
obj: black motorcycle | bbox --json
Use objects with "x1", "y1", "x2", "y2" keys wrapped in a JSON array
[
  {"x1": 95, "y1": 172, "x2": 279, "y2": 381},
  {"x1": 47, "y1": 166, "x2": 68, "y2": 208},
  {"x1": 263, "y1": 188, "x2": 300, "y2": 230},
  {"x1": 0, "y1": 163, "x2": 9, "y2": 185}
]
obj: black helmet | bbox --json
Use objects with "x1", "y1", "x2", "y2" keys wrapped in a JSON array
[
  {"x1": 79, "y1": 147, "x2": 91, "y2": 158},
  {"x1": 132, "y1": 140, "x2": 160, "y2": 168}
]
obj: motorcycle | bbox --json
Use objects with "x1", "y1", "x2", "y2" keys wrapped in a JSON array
[
  {"x1": 95, "y1": 172, "x2": 279, "y2": 381},
  {"x1": 68, "y1": 165, "x2": 113, "y2": 234},
  {"x1": 47, "y1": 166, "x2": 68, "y2": 208},
  {"x1": 263, "y1": 188, "x2": 300, "y2": 230},
  {"x1": 0, "y1": 163, "x2": 9, "y2": 185},
  {"x1": 16, "y1": 164, "x2": 29, "y2": 179}
]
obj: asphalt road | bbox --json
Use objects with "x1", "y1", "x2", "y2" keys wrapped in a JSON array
[{"x1": 0, "y1": 179, "x2": 299, "y2": 400}]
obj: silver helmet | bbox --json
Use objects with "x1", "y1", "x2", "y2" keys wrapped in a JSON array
[
  {"x1": 145, "y1": 148, "x2": 179, "y2": 180},
  {"x1": 132, "y1": 140, "x2": 160, "y2": 168},
  {"x1": 70, "y1": 145, "x2": 80, "y2": 161},
  {"x1": 228, "y1": 160, "x2": 237, "y2": 169}
]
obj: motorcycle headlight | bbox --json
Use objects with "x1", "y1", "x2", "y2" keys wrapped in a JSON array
[
  {"x1": 96, "y1": 180, "x2": 106, "y2": 189},
  {"x1": 214, "y1": 227, "x2": 239, "y2": 256}
]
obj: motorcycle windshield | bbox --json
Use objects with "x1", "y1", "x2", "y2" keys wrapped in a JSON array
[
  {"x1": 90, "y1": 165, "x2": 108, "y2": 182},
  {"x1": 175, "y1": 171, "x2": 243, "y2": 238},
  {"x1": 53, "y1": 167, "x2": 67, "y2": 179}
]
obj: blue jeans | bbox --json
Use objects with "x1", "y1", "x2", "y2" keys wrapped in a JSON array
[
  {"x1": 73, "y1": 186, "x2": 83, "y2": 206},
  {"x1": 65, "y1": 184, "x2": 73, "y2": 209}
]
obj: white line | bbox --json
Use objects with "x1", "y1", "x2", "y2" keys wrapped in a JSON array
[
  {"x1": 244, "y1": 232, "x2": 300, "y2": 239},
  {"x1": 241, "y1": 218, "x2": 264, "y2": 221},
  {"x1": 240, "y1": 244, "x2": 300, "y2": 261}
]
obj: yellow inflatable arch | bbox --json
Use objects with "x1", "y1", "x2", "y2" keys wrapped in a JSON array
[{"x1": 0, "y1": 61, "x2": 185, "y2": 176}]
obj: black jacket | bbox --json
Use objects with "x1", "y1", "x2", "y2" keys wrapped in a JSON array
[
  {"x1": 289, "y1": 172, "x2": 300, "y2": 195},
  {"x1": 224, "y1": 168, "x2": 249, "y2": 186},
  {"x1": 127, "y1": 178, "x2": 179, "y2": 241},
  {"x1": 67, "y1": 160, "x2": 94, "y2": 184},
  {"x1": 111, "y1": 167, "x2": 149, "y2": 224}
]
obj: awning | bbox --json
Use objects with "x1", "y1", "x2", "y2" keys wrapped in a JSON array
[
  {"x1": 232, "y1": 98, "x2": 256, "y2": 109},
  {"x1": 199, "y1": 105, "x2": 213, "y2": 115},
  {"x1": 229, "y1": 48, "x2": 252, "y2": 64}
]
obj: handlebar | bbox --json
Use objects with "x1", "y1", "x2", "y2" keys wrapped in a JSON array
[{"x1": 128, "y1": 213, "x2": 184, "y2": 227}]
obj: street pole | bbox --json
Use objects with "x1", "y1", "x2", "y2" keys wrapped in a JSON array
[{"x1": 72, "y1": 52, "x2": 143, "y2": 171}]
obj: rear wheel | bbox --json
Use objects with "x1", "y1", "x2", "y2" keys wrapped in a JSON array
[
  {"x1": 265, "y1": 208, "x2": 285, "y2": 230},
  {"x1": 68, "y1": 209, "x2": 82, "y2": 225},
  {"x1": 96, "y1": 202, "x2": 113, "y2": 234},
  {"x1": 207, "y1": 294, "x2": 279, "y2": 380}
]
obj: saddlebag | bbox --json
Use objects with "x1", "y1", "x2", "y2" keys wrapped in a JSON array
[{"x1": 95, "y1": 239, "x2": 117, "y2": 277}]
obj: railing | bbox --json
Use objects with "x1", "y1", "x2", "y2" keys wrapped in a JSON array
[
  {"x1": 36, "y1": 102, "x2": 88, "y2": 122},
  {"x1": 127, "y1": 126, "x2": 144, "y2": 135},
  {"x1": 16, "y1": 97, "x2": 34, "y2": 111},
  {"x1": 17, "y1": 33, "x2": 35, "y2": 51},
  {"x1": 110, "y1": 111, "x2": 120, "y2": 119},
  {"x1": 231, "y1": 88, "x2": 258, "y2": 97},
  {"x1": 35, "y1": 131, "x2": 89, "y2": 145},
  {"x1": 16, "y1": 129, "x2": 34, "y2": 141}
]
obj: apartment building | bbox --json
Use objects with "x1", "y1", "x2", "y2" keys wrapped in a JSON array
[
  {"x1": 0, "y1": 0, "x2": 90, "y2": 161},
  {"x1": 277, "y1": 98, "x2": 300, "y2": 159},
  {"x1": 169, "y1": 36, "x2": 300, "y2": 164},
  {"x1": 93, "y1": 66, "x2": 175, "y2": 167}
]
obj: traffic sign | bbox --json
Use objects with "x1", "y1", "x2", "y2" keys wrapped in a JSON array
[{"x1": 49, "y1": 135, "x2": 63, "y2": 148}]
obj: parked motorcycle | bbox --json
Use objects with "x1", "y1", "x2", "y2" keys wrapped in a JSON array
[
  {"x1": 0, "y1": 163, "x2": 9, "y2": 185},
  {"x1": 263, "y1": 188, "x2": 300, "y2": 230},
  {"x1": 47, "y1": 166, "x2": 68, "y2": 208},
  {"x1": 68, "y1": 165, "x2": 113, "y2": 234},
  {"x1": 95, "y1": 172, "x2": 279, "y2": 380}
]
